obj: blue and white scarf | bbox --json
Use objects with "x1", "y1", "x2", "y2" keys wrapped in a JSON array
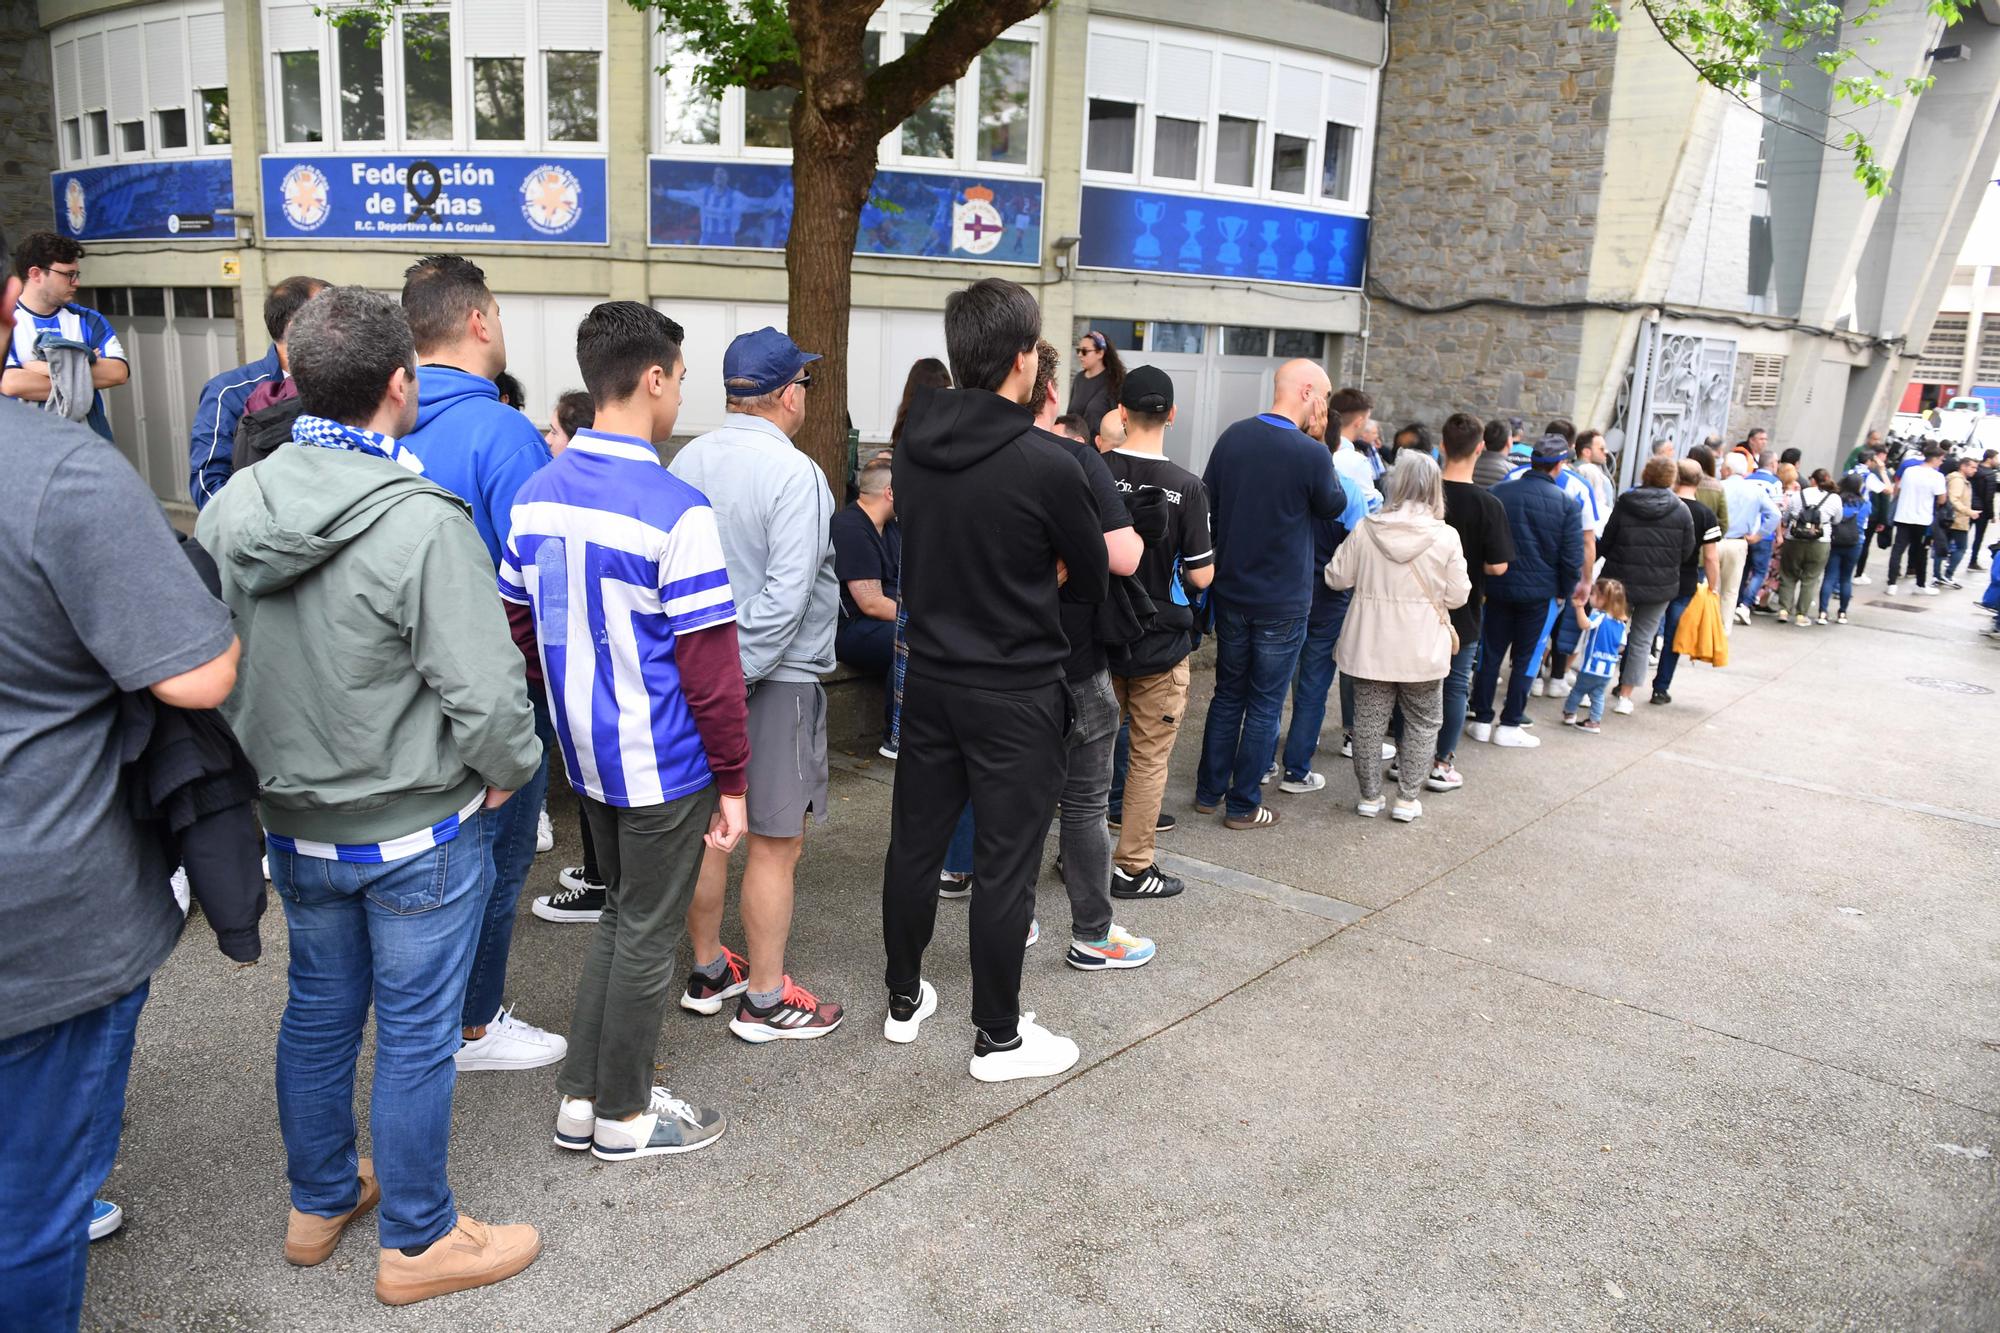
[{"x1": 290, "y1": 413, "x2": 426, "y2": 475}]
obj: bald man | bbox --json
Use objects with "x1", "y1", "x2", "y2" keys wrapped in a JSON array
[{"x1": 1193, "y1": 359, "x2": 1346, "y2": 831}]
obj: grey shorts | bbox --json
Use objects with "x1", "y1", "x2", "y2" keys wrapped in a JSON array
[{"x1": 745, "y1": 680, "x2": 829, "y2": 838}]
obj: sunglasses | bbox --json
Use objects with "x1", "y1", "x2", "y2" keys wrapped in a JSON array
[{"x1": 791, "y1": 371, "x2": 813, "y2": 390}]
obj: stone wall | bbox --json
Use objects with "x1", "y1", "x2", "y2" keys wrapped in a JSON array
[
  {"x1": 1360, "y1": 0, "x2": 1620, "y2": 433},
  {"x1": 0, "y1": 3, "x2": 56, "y2": 248}
]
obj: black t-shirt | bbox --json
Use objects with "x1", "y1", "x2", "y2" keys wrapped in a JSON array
[
  {"x1": 1102, "y1": 448, "x2": 1213, "y2": 607},
  {"x1": 1678, "y1": 495, "x2": 1721, "y2": 599},
  {"x1": 1443, "y1": 478, "x2": 1517, "y2": 645},
  {"x1": 1050, "y1": 432, "x2": 1131, "y2": 680},
  {"x1": 829, "y1": 503, "x2": 900, "y2": 621}
]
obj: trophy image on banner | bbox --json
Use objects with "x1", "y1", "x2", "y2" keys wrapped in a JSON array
[
  {"x1": 1293, "y1": 219, "x2": 1320, "y2": 280},
  {"x1": 1327, "y1": 228, "x2": 1352, "y2": 285},
  {"x1": 1133, "y1": 197, "x2": 1166, "y2": 264},
  {"x1": 1255, "y1": 219, "x2": 1281, "y2": 277},
  {"x1": 1216, "y1": 215, "x2": 1247, "y2": 268},
  {"x1": 1178, "y1": 208, "x2": 1205, "y2": 269}
]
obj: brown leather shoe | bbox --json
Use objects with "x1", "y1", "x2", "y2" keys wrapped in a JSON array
[
  {"x1": 283, "y1": 1158, "x2": 379, "y2": 1266},
  {"x1": 374, "y1": 1214, "x2": 541, "y2": 1307}
]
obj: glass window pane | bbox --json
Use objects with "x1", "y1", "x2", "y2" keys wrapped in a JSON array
[
  {"x1": 1271, "y1": 133, "x2": 1308, "y2": 194},
  {"x1": 1086, "y1": 99, "x2": 1135, "y2": 173},
  {"x1": 174, "y1": 288, "x2": 208, "y2": 319},
  {"x1": 155, "y1": 108, "x2": 188, "y2": 150},
  {"x1": 337, "y1": 20, "x2": 384, "y2": 141},
  {"x1": 901, "y1": 86, "x2": 954, "y2": 156},
  {"x1": 1323, "y1": 122, "x2": 1355, "y2": 201},
  {"x1": 744, "y1": 86, "x2": 795, "y2": 149},
  {"x1": 131, "y1": 287, "x2": 166, "y2": 318},
  {"x1": 862, "y1": 30, "x2": 881, "y2": 73},
  {"x1": 661, "y1": 37, "x2": 719, "y2": 144},
  {"x1": 472, "y1": 57, "x2": 525, "y2": 139},
  {"x1": 546, "y1": 51, "x2": 599, "y2": 142},
  {"x1": 210, "y1": 286, "x2": 235, "y2": 319},
  {"x1": 1076, "y1": 318, "x2": 1143, "y2": 352},
  {"x1": 977, "y1": 38, "x2": 1030, "y2": 165},
  {"x1": 1148, "y1": 322, "x2": 1205, "y2": 354},
  {"x1": 403, "y1": 13, "x2": 453, "y2": 140},
  {"x1": 88, "y1": 110, "x2": 109, "y2": 156},
  {"x1": 64, "y1": 119, "x2": 82, "y2": 160},
  {"x1": 1223, "y1": 327, "x2": 1270, "y2": 357},
  {"x1": 118, "y1": 120, "x2": 146, "y2": 153},
  {"x1": 100, "y1": 287, "x2": 130, "y2": 317},
  {"x1": 200, "y1": 89, "x2": 231, "y2": 145},
  {"x1": 1216, "y1": 116, "x2": 1257, "y2": 188},
  {"x1": 1153, "y1": 117, "x2": 1199, "y2": 180},
  {"x1": 278, "y1": 52, "x2": 321, "y2": 143},
  {"x1": 1273, "y1": 329, "x2": 1324, "y2": 359}
]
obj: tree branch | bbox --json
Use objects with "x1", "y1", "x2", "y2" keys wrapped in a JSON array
[{"x1": 865, "y1": 0, "x2": 1054, "y2": 134}]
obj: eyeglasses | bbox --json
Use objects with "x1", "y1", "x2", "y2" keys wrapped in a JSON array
[{"x1": 47, "y1": 267, "x2": 81, "y2": 281}]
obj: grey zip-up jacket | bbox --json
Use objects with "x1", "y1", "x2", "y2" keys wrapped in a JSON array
[
  {"x1": 668, "y1": 413, "x2": 838, "y2": 684},
  {"x1": 196, "y1": 442, "x2": 541, "y2": 845}
]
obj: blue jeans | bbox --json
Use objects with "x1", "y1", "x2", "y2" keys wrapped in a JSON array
[
  {"x1": 0, "y1": 980, "x2": 149, "y2": 1333},
  {"x1": 1195, "y1": 607, "x2": 1309, "y2": 818},
  {"x1": 943, "y1": 803, "x2": 976, "y2": 876},
  {"x1": 1470, "y1": 598, "x2": 1545, "y2": 727},
  {"x1": 1281, "y1": 595, "x2": 1348, "y2": 782},
  {"x1": 1107, "y1": 721, "x2": 1130, "y2": 816},
  {"x1": 272, "y1": 810, "x2": 496, "y2": 1249},
  {"x1": 1740, "y1": 536, "x2": 1774, "y2": 607},
  {"x1": 462, "y1": 708, "x2": 550, "y2": 1030},
  {"x1": 1652, "y1": 590, "x2": 1694, "y2": 692},
  {"x1": 1565, "y1": 671, "x2": 1612, "y2": 722},
  {"x1": 1933, "y1": 529, "x2": 1967, "y2": 582},
  {"x1": 1821, "y1": 544, "x2": 1859, "y2": 613},
  {"x1": 1434, "y1": 635, "x2": 1481, "y2": 762}
]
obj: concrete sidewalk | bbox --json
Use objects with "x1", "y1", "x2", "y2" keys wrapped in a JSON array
[{"x1": 82, "y1": 586, "x2": 2000, "y2": 1331}]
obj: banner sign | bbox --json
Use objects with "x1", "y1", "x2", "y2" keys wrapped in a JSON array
[
  {"x1": 649, "y1": 158, "x2": 1042, "y2": 266},
  {"x1": 52, "y1": 160, "x2": 235, "y2": 242},
  {"x1": 259, "y1": 154, "x2": 609, "y2": 244},
  {"x1": 1077, "y1": 185, "x2": 1368, "y2": 290}
]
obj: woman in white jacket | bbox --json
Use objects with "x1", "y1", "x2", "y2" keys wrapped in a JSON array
[{"x1": 1325, "y1": 452, "x2": 1471, "y2": 823}]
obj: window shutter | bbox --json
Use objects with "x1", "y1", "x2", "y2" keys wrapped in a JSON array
[
  {"x1": 1087, "y1": 33, "x2": 1147, "y2": 104},
  {"x1": 538, "y1": 0, "x2": 604, "y2": 49},
  {"x1": 1325, "y1": 71, "x2": 1369, "y2": 126},
  {"x1": 78, "y1": 31, "x2": 107, "y2": 111},
  {"x1": 110, "y1": 26, "x2": 144, "y2": 120},
  {"x1": 1275, "y1": 66, "x2": 1321, "y2": 137},
  {"x1": 53, "y1": 39, "x2": 77, "y2": 119},
  {"x1": 146, "y1": 20, "x2": 188, "y2": 111},
  {"x1": 465, "y1": 0, "x2": 528, "y2": 56},
  {"x1": 188, "y1": 11, "x2": 227, "y2": 88},
  {"x1": 1153, "y1": 44, "x2": 1212, "y2": 121},
  {"x1": 264, "y1": 4, "x2": 322, "y2": 53},
  {"x1": 1217, "y1": 53, "x2": 1269, "y2": 120}
]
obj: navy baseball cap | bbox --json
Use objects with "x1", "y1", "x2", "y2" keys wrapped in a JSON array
[
  {"x1": 1120, "y1": 364, "x2": 1174, "y2": 412},
  {"x1": 723, "y1": 327, "x2": 820, "y2": 396},
  {"x1": 1532, "y1": 432, "x2": 1571, "y2": 462}
]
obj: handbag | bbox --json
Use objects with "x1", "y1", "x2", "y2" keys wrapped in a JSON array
[{"x1": 1372, "y1": 523, "x2": 1459, "y2": 654}]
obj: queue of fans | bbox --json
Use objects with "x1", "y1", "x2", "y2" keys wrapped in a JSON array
[{"x1": 7, "y1": 227, "x2": 1999, "y2": 1331}]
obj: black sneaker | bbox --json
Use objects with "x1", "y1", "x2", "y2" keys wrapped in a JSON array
[
  {"x1": 1649, "y1": 689, "x2": 1671, "y2": 705},
  {"x1": 1107, "y1": 809, "x2": 1176, "y2": 833},
  {"x1": 1110, "y1": 863, "x2": 1185, "y2": 899},
  {"x1": 728, "y1": 977, "x2": 844, "y2": 1043},
  {"x1": 531, "y1": 880, "x2": 605, "y2": 923},
  {"x1": 679, "y1": 946, "x2": 748, "y2": 1015}
]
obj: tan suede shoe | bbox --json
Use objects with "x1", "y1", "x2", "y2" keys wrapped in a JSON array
[
  {"x1": 283, "y1": 1158, "x2": 379, "y2": 1266},
  {"x1": 374, "y1": 1214, "x2": 541, "y2": 1307}
]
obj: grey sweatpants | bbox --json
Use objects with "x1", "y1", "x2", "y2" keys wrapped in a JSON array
[
  {"x1": 558, "y1": 786, "x2": 716, "y2": 1120},
  {"x1": 1349, "y1": 677, "x2": 1443, "y2": 803}
]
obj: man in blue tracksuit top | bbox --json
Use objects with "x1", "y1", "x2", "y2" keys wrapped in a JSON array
[
  {"x1": 397, "y1": 254, "x2": 563, "y2": 1075},
  {"x1": 1193, "y1": 359, "x2": 1342, "y2": 830},
  {"x1": 1467, "y1": 434, "x2": 1583, "y2": 748},
  {"x1": 187, "y1": 275, "x2": 327, "y2": 507}
]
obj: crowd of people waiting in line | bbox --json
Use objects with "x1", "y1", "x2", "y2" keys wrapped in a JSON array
[{"x1": 6, "y1": 223, "x2": 1998, "y2": 1331}]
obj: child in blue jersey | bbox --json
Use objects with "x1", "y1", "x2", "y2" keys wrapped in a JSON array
[{"x1": 1561, "y1": 577, "x2": 1630, "y2": 734}]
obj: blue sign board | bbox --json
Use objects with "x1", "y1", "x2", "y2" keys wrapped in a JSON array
[
  {"x1": 51, "y1": 160, "x2": 235, "y2": 242},
  {"x1": 259, "y1": 154, "x2": 608, "y2": 244},
  {"x1": 650, "y1": 158, "x2": 1042, "y2": 266},
  {"x1": 1076, "y1": 185, "x2": 1367, "y2": 290}
]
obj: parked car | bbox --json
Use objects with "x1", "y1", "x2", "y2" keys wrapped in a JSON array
[{"x1": 1930, "y1": 396, "x2": 1988, "y2": 448}]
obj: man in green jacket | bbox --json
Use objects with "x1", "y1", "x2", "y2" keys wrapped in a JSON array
[{"x1": 197, "y1": 285, "x2": 544, "y2": 1309}]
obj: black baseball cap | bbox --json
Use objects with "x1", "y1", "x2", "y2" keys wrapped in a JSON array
[{"x1": 1120, "y1": 364, "x2": 1174, "y2": 412}]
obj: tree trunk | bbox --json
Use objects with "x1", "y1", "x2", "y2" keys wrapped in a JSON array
[{"x1": 785, "y1": 117, "x2": 878, "y2": 486}]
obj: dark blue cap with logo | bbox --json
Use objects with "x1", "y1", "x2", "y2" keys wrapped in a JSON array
[
  {"x1": 1532, "y1": 432, "x2": 1571, "y2": 462},
  {"x1": 723, "y1": 327, "x2": 820, "y2": 396}
]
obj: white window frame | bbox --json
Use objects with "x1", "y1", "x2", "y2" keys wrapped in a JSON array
[
  {"x1": 261, "y1": 1, "x2": 606, "y2": 153},
  {"x1": 50, "y1": 2, "x2": 231, "y2": 170},
  {"x1": 1081, "y1": 17, "x2": 1376, "y2": 214},
  {"x1": 653, "y1": 3, "x2": 1043, "y2": 177}
]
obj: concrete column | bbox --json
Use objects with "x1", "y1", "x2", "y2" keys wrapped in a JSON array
[
  {"x1": 222, "y1": 0, "x2": 268, "y2": 358},
  {"x1": 605, "y1": 0, "x2": 650, "y2": 302}
]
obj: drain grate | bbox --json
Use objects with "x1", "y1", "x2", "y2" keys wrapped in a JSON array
[
  {"x1": 1869, "y1": 600, "x2": 1925, "y2": 612},
  {"x1": 1907, "y1": 676, "x2": 1994, "y2": 695}
]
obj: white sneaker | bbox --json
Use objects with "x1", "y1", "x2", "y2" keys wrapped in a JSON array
[
  {"x1": 1492, "y1": 726, "x2": 1541, "y2": 749},
  {"x1": 1529, "y1": 677, "x2": 1547, "y2": 698},
  {"x1": 1916, "y1": 585, "x2": 1939, "y2": 596},
  {"x1": 1465, "y1": 721, "x2": 1493, "y2": 744},
  {"x1": 535, "y1": 807, "x2": 554, "y2": 854},
  {"x1": 883, "y1": 979, "x2": 938, "y2": 1044},
  {"x1": 1279, "y1": 771, "x2": 1326, "y2": 794},
  {"x1": 455, "y1": 1005, "x2": 567, "y2": 1072},
  {"x1": 1853, "y1": 574, "x2": 1871, "y2": 585},
  {"x1": 553, "y1": 1095, "x2": 595, "y2": 1151},
  {"x1": 1426, "y1": 762, "x2": 1463, "y2": 792},
  {"x1": 1815, "y1": 613, "x2": 1829, "y2": 625},
  {"x1": 1732, "y1": 603, "x2": 1752, "y2": 623},
  {"x1": 590, "y1": 1086, "x2": 725, "y2": 1160},
  {"x1": 877, "y1": 742, "x2": 899, "y2": 761},
  {"x1": 1355, "y1": 796, "x2": 1385, "y2": 818},
  {"x1": 1026, "y1": 918, "x2": 1040, "y2": 948},
  {"x1": 1380, "y1": 740, "x2": 1397, "y2": 761},
  {"x1": 1885, "y1": 583, "x2": 1901, "y2": 595},
  {"x1": 968, "y1": 1013, "x2": 1079, "y2": 1083},
  {"x1": 1391, "y1": 798, "x2": 1422, "y2": 823},
  {"x1": 1612, "y1": 696, "x2": 1634, "y2": 716},
  {"x1": 1260, "y1": 762, "x2": 1278, "y2": 786}
]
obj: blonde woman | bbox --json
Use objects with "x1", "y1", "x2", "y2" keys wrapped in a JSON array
[{"x1": 1325, "y1": 452, "x2": 1470, "y2": 822}]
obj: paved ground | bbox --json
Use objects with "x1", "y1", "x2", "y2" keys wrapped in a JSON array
[{"x1": 83, "y1": 582, "x2": 2000, "y2": 1332}]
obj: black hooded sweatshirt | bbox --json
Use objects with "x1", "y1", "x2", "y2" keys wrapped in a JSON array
[
  {"x1": 1599, "y1": 484, "x2": 1696, "y2": 606},
  {"x1": 893, "y1": 386, "x2": 1110, "y2": 690}
]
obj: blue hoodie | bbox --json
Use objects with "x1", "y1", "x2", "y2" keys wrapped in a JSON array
[{"x1": 401, "y1": 365, "x2": 552, "y2": 569}]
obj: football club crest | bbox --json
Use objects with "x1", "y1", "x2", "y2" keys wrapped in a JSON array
[
  {"x1": 280, "y1": 164, "x2": 331, "y2": 231},
  {"x1": 64, "y1": 178, "x2": 87, "y2": 236},
  {"x1": 951, "y1": 184, "x2": 1005, "y2": 256},
  {"x1": 522, "y1": 164, "x2": 583, "y2": 236}
]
